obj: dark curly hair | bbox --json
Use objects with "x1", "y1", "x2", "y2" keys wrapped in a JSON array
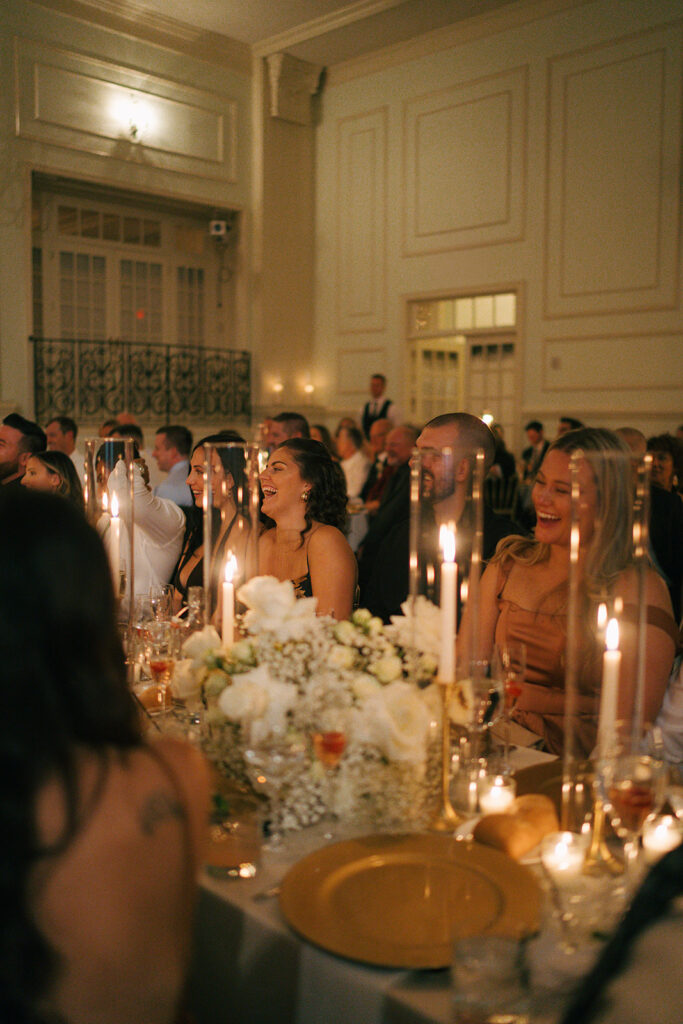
[
  {"x1": 647, "y1": 432, "x2": 683, "y2": 489},
  {"x1": 0, "y1": 489, "x2": 140, "y2": 1023},
  {"x1": 267, "y1": 438, "x2": 348, "y2": 541}
]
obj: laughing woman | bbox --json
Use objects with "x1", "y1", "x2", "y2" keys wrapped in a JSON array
[
  {"x1": 458, "y1": 428, "x2": 677, "y2": 756},
  {"x1": 258, "y1": 438, "x2": 357, "y2": 619}
]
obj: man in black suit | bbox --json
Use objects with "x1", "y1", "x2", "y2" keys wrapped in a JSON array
[
  {"x1": 360, "y1": 374, "x2": 399, "y2": 440},
  {"x1": 516, "y1": 419, "x2": 549, "y2": 530},
  {"x1": 359, "y1": 413, "x2": 521, "y2": 622}
]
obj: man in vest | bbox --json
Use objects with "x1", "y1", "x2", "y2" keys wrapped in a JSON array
[{"x1": 360, "y1": 374, "x2": 399, "y2": 440}]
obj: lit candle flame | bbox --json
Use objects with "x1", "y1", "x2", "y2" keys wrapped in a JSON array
[
  {"x1": 102, "y1": 491, "x2": 108, "y2": 513},
  {"x1": 606, "y1": 617, "x2": 619, "y2": 652},
  {"x1": 439, "y1": 524, "x2": 456, "y2": 563},
  {"x1": 110, "y1": 492, "x2": 119, "y2": 518},
  {"x1": 225, "y1": 551, "x2": 237, "y2": 583},
  {"x1": 597, "y1": 602, "x2": 607, "y2": 630}
]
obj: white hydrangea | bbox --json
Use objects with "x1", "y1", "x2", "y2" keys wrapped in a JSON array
[{"x1": 352, "y1": 681, "x2": 433, "y2": 764}]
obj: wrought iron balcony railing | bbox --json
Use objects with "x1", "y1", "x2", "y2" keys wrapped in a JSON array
[{"x1": 30, "y1": 336, "x2": 251, "y2": 424}]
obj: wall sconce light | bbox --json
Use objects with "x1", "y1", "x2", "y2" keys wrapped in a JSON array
[
  {"x1": 272, "y1": 380, "x2": 284, "y2": 394},
  {"x1": 111, "y1": 93, "x2": 154, "y2": 143},
  {"x1": 303, "y1": 382, "x2": 315, "y2": 395}
]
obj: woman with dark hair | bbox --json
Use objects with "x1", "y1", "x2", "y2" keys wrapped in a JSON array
[
  {"x1": 0, "y1": 489, "x2": 208, "y2": 1024},
  {"x1": 310, "y1": 423, "x2": 339, "y2": 460},
  {"x1": 171, "y1": 430, "x2": 252, "y2": 614},
  {"x1": 21, "y1": 449, "x2": 84, "y2": 509},
  {"x1": 647, "y1": 432, "x2": 683, "y2": 495},
  {"x1": 259, "y1": 438, "x2": 357, "y2": 618},
  {"x1": 459, "y1": 427, "x2": 676, "y2": 756}
]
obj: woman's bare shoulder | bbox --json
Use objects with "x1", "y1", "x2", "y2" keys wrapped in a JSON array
[{"x1": 615, "y1": 565, "x2": 675, "y2": 611}]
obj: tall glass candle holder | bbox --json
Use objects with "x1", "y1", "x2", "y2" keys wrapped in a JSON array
[
  {"x1": 201, "y1": 441, "x2": 261, "y2": 635},
  {"x1": 564, "y1": 442, "x2": 651, "y2": 872},
  {"x1": 85, "y1": 436, "x2": 135, "y2": 623},
  {"x1": 408, "y1": 440, "x2": 488, "y2": 827}
]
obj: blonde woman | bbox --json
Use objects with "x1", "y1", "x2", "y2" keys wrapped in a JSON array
[{"x1": 459, "y1": 428, "x2": 676, "y2": 756}]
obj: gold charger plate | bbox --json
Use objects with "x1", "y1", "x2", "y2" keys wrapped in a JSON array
[{"x1": 278, "y1": 833, "x2": 541, "y2": 969}]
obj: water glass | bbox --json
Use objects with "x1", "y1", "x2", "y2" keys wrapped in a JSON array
[{"x1": 451, "y1": 934, "x2": 530, "y2": 1023}]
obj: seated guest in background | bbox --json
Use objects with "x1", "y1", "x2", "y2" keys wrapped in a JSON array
[
  {"x1": 516, "y1": 419, "x2": 550, "y2": 530},
  {"x1": 172, "y1": 431, "x2": 252, "y2": 616},
  {"x1": 336, "y1": 424, "x2": 370, "y2": 501},
  {"x1": 360, "y1": 417, "x2": 392, "y2": 507},
  {"x1": 22, "y1": 450, "x2": 84, "y2": 510},
  {"x1": 96, "y1": 440, "x2": 185, "y2": 616},
  {"x1": 557, "y1": 415, "x2": 584, "y2": 437},
  {"x1": 360, "y1": 415, "x2": 515, "y2": 623},
  {"x1": 0, "y1": 412, "x2": 46, "y2": 492},
  {"x1": 45, "y1": 414, "x2": 84, "y2": 484},
  {"x1": 310, "y1": 423, "x2": 339, "y2": 460},
  {"x1": 99, "y1": 417, "x2": 118, "y2": 437},
  {"x1": 647, "y1": 432, "x2": 683, "y2": 496},
  {"x1": 152, "y1": 424, "x2": 193, "y2": 507},
  {"x1": 264, "y1": 412, "x2": 310, "y2": 450},
  {"x1": 488, "y1": 423, "x2": 517, "y2": 481},
  {"x1": 0, "y1": 489, "x2": 209, "y2": 1024},
  {"x1": 259, "y1": 438, "x2": 356, "y2": 618},
  {"x1": 459, "y1": 428, "x2": 676, "y2": 757},
  {"x1": 110, "y1": 421, "x2": 145, "y2": 453}
]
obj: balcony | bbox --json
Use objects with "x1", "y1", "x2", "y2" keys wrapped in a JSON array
[{"x1": 30, "y1": 336, "x2": 251, "y2": 424}]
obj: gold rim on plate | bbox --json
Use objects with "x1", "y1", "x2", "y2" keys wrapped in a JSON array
[{"x1": 278, "y1": 833, "x2": 541, "y2": 969}]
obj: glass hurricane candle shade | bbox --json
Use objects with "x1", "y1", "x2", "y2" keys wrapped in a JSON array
[
  {"x1": 200, "y1": 442, "x2": 262, "y2": 630},
  {"x1": 84, "y1": 436, "x2": 136, "y2": 624},
  {"x1": 563, "y1": 448, "x2": 651, "y2": 832}
]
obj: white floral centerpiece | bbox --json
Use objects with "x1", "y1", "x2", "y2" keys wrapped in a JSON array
[{"x1": 173, "y1": 577, "x2": 473, "y2": 832}]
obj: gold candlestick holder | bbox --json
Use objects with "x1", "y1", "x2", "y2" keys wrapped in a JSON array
[
  {"x1": 429, "y1": 680, "x2": 462, "y2": 831},
  {"x1": 583, "y1": 792, "x2": 623, "y2": 876}
]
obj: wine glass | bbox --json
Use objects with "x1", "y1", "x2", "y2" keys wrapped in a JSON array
[
  {"x1": 462, "y1": 657, "x2": 504, "y2": 812},
  {"x1": 144, "y1": 620, "x2": 175, "y2": 715},
  {"x1": 311, "y1": 713, "x2": 348, "y2": 840},
  {"x1": 598, "y1": 721, "x2": 665, "y2": 878},
  {"x1": 150, "y1": 583, "x2": 173, "y2": 621},
  {"x1": 497, "y1": 641, "x2": 527, "y2": 775},
  {"x1": 244, "y1": 735, "x2": 306, "y2": 848}
]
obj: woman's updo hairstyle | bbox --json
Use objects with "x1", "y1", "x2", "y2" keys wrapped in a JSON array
[{"x1": 278, "y1": 438, "x2": 348, "y2": 534}]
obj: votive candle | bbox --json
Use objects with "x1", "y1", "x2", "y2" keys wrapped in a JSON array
[
  {"x1": 479, "y1": 774, "x2": 516, "y2": 814},
  {"x1": 541, "y1": 831, "x2": 588, "y2": 882},
  {"x1": 642, "y1": 815, "x2": 683, "y2": 865}
]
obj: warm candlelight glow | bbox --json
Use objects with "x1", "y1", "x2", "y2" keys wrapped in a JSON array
[
  {"x1": 597, "y1": 602, "x2": 607, "y2": 631},
  {"x1": 605, "y1": 617, "x2": 619, "y2": 651},
  {"x1": 439, "y1": 523, "x2": 456, "y2": 563},
  {"x1": 110, "y1": 491, "x2": 119, "y2": 518},
  {"x1": 102, "y1": 491, "x2": 109, "y2": 512},
  {"x1": 225, "y1": 551, "x2": 237, "y2": 583}
]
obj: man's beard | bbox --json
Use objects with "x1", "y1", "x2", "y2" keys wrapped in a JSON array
[
  {"x1": 422, "y1": 469, "x2": 455, "y2": 503},
  {"x1": 0, "y1": 459, "x2": 20, "y2": 482}
]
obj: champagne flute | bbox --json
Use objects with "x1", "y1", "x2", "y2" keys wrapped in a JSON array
[
  {"x1": 312, "y1": 713, "x2": 348, "y2": 840},
  {"x1": 497, "y1": 641, "x2": 526, "y2": 775},
  {"x1": 150, "y1": 583, "x2": 173, "y2": 621},
  {"x1": 144, "y1": 620, "x2": 175, "y2": 714}
]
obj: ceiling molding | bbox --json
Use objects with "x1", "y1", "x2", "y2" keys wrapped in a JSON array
[
  {"x1": 252, "y1": 0, "x2": 410, "y2": 57},
  {"x1": 29, "y1": 0, "x2": 253, "y2": 72}
]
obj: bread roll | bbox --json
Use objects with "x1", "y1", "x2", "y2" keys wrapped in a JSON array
[{"x1": 473, "y1": 793, "x2": 559, "y2": 860}]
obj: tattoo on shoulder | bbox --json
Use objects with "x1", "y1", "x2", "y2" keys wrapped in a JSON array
[{"x1": 140, "y1": 791, "x2": 186, "y2": 835}]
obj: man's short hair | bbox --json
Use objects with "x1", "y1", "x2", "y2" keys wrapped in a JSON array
[
  {"x1": 559, "y1": 416, "x2": 584, "y2": 431},
  {"x1": 156, "y1": 424, "x2": 192, "y2": 456},
  {"x1": 371, "y1": 373, "x2": 386, "y2": 384},
  {"x1": 273, "y1": 412, "x2": 310, "y2": 439},
  {"x1": 340, "y1": 425, "x2": 364, "y2": 451},
  {"x1": 110, "y1": 423, "x2": 144, "y2": 447},
  {"x1": 47, "y1": 415, "x2": 78, "y2": 440},
  {"x1": 423, "y1": 412, "x2": 496, "y2": 473},
  {"x1": 525, "y1": 419, "x2": 543, "y2": 433},
  {"x1": 3, "y1": 413, "x2": 47, "y2": 455}
]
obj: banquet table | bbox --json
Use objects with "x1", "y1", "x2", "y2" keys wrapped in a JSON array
[{"x1": 187, "y1": 811, "x2": 615, "y2": 1024}]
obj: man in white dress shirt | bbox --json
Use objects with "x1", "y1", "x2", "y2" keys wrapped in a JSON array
[
  {"x1": 45, "y1": 415, "x2": 84, "y2": 483},
  {"x1": 336, "y1": 424, "x2": 370, "y2": 500},
  {"x1": 151, "y1": 424, "x2": 193, "y2": 507}
]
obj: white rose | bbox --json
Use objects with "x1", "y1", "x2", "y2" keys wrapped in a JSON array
[
  {"x1": 333, "y1": 620, "x2": 356, "y2": 645},
  {"x1": 218, "y1": 677, "x2": 269, "y2": 722},
  {"x1": 170, "y1": 658, "x2": 201, "y2": 702},
  {"x1": 238, "y1": 575, "x2": 318, "y2": 634},
  {"x1": 328, "y1": 644, "x2": 356, "y2": 670},
  {"x1": 356, "y1": 681, "x2": 432, "y2": 763},
  {"x1": 369, "y1": 654, "x2": 403, "y2": 684},
  {"x1": 351, "y1": 608, "x2": 373, "y2": 628},
  {"x1": 351, "y1": 673, "x2": 382, "y2": 701},
  {"x1": 386, "y1": 596, "x2": 442, "y2": 659},
  {"x1": 182, "y1": 625, "x2": 222, "y2": 666}
]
